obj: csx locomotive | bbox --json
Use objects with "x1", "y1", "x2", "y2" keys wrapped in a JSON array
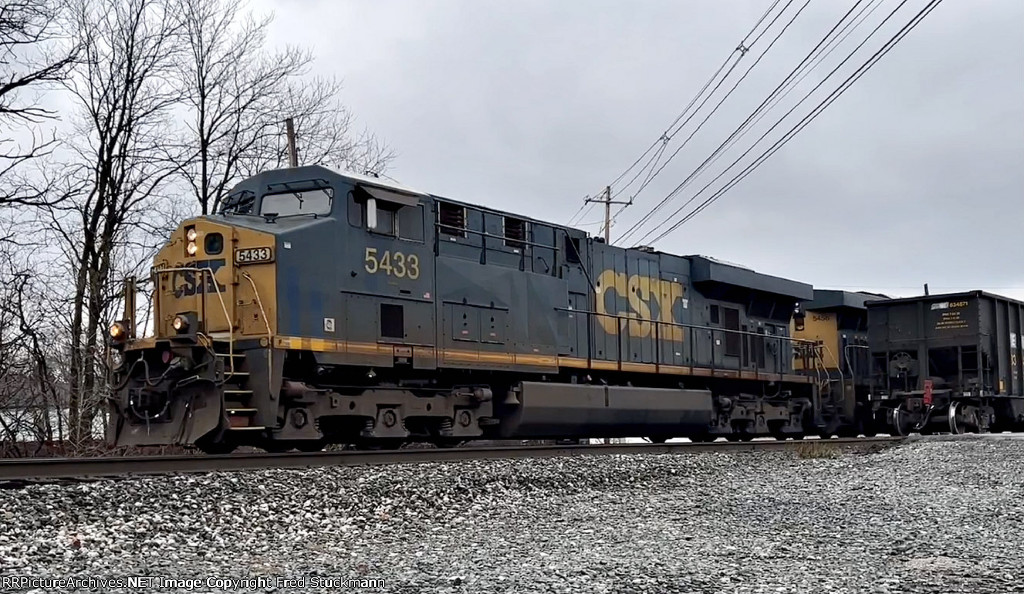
[{"x1": 106, "y1": 165, "x2": 1024, "y2": 452}]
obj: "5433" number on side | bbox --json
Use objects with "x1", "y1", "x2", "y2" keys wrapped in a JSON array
[{"x1": 365, "y1": 248, "x2": 420, "y2": 279}]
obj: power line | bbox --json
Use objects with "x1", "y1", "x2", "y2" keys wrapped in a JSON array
[
  {"x1": 611, "y1": 0, "x2": 799, "y2": 205},
  {"x1": 605, "y1": 0, "x2": 783, "y2": 197},
  {"x1": 566, "y1": 0, "x2": 785, "y2": 228},
  {"x1": 619, "y1": 0, "x2": 872, "y2": 245},
  {"x1": 604, "y1": 0, "x2": 805, "y2": 238},
  {"x1": 644, "y1": 0, "x2": 945, "y2": 246},
  {"x1": 663, "y1": 0, "x2": 888, "y2": 201},
  {"x1": 630, "y1": 0, "x2": 917, "y2": 245},
  {"x1": 615, "y1": 0, "x2": 815, "y2": 244}
]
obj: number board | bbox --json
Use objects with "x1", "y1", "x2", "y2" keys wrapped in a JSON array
[{"x1": 235, "y1": 247, "x2": 274, "y2": 265}]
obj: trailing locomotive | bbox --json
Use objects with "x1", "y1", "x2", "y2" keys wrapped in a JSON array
[
  {"x1": 107, "y1": 165, "x2": 838, "y2": 453},
  {"x1": 791, "y1": 289, "x2": 883, "y2": 436}
]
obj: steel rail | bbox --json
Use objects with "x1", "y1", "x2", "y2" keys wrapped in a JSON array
[{"x1": 0, "y1": 437, "x2": 906, "y2": 485}]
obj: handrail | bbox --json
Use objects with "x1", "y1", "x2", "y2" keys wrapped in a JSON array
[
  {"x1": 434, "y1": 222, "x2": 559, "y2": 252},
  {"x1": 149, "y1": 266, "x2": 234, "y2": 377},
  {"x1": 559, "y1": 305, "x2": 827, "y2": 386},
  {"x1": 556, "y1": 306, "x2": 819, "y2": 346},
  {"x1": 242, "y1": 271, "x2": 274, "y2": 394}
]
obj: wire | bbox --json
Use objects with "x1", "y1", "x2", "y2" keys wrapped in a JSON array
[
  {"x1": 615, "y1": 0, "x2": 815, "y2": 243},
  {"x1": 612, "y1": 0, "x2": 798, "y2": 204},
  {"x1": 565, "y1": 200, "x2": 594, "y2": 226},
  {"x1": 675, "y1": 0, "x2": 888, "y2": 196},
  {"x1": 606, "y1": 0, "x2": 783, "y2": 196},
  {"x1": 631, "y1": 0, "x2": 916, "y2": 245},
  {"x1": 567, "y1": 0, "x2": 785, "y2": 226},
  {"x1": 645, "y1": 0, "x2": 944, "y2": 245}
]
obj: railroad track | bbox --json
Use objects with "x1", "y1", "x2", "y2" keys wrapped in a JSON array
[{"x1": 0, "y1": 437, "x2": 906, "y2": 487}]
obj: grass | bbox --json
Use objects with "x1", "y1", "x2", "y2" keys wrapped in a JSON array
[{"x1": 795, "y1": 441, "x2": 842, "y2": 459}]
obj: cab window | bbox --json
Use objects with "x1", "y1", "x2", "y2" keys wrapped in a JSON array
[
  {"x1": 260, "y1": 188, "x2": 333, "y2": 217},
  {"x1": 369, "y1": 203, "x2": 423, "y2": 242},
  {"x1": 352, "y1": 188, "x2": 425, "y2": 243}
]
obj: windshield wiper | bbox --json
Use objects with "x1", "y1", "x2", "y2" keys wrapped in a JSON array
[{"x1": 260, "y1": 212, "x2": 322, "y2": 223}]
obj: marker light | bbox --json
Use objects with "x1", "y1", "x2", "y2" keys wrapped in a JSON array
[{"x1": 172, "y1": 315, "x2": 189, "y2": 333}]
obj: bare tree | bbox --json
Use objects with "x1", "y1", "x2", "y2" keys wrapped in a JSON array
[
  {"x1": 234, "y1": 77, "x2": 395, "y2": 181},
  {"x1": 54, "y1": 0, "x2": 183, "y2": 443},
  {"x1": 0, "y1": 0, "x2": 78, "y2": 206},
  {"x1": 0, "y1": 233, "x2": 66, "y2": 457},
  {"x1": 172, "y1": 0, "x2": 394, "y2": 215}
]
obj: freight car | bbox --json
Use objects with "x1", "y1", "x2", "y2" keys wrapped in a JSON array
[
  {"x1": 866, "y1": 291, "x2": 1024, "y2": 435},
  {"x1": 106, "y1": 165, "x2": 838, "y2": 453}
]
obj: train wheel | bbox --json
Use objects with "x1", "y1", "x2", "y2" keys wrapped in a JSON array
[
  {"x1": 889, "y1": 403, "x2": 913, "y2": 436},
  {"x1": 948, "y1": 402, "x2": 980, "y2": 435}
]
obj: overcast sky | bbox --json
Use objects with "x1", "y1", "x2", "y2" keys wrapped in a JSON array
[{"x1": 253, "y1": 0, "x2": 1024, "y2": 300}]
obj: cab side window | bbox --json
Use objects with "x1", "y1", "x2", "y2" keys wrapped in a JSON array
[
  {"x1": 349, "y1": 189, "x2": 424, "y2": 243},
  {"x1": 398, "y1": 206, "x2": 424, "y2": 241}
]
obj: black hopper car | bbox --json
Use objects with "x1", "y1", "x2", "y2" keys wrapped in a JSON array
[{"x1": 866, "y1": 291, "x2": 1024, "y2": 435}]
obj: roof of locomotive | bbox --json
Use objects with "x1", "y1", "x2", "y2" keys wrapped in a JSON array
[
  {"x1": 227, "y1": 165, "x2": 814, "y2": 297},
  {"x1": 802, "y1": 289, "x2": 890, "y2": 312}
]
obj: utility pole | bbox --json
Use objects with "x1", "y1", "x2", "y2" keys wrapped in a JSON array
[
  {"x1": 285, "y1": 117, "x2": 298, "y2": 167},
  {"x1": 585, "y1": 186, "x2": 632, "y2": 245},
  {"x1": 586, "y1": 186, "x2": 631, "y2": 446}
]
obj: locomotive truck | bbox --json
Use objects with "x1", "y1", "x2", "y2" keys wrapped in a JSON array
[{"x1": 107, "y1": 165, "x2": 841, "y2": 453}]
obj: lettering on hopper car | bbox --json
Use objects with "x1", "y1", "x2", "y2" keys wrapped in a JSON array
[
  {"x1": 172, "y1": 259, "x2": 227, "y2": 298},
  {"x1": 594, "y1": 269, "x2": 687, "y2": 341},
  {"x1": 930, "y1": 300, "x2": 969, "y2": 310}
]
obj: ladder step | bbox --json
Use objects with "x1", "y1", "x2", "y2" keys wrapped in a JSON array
[
  {"x1": 224, "y1": 389, "x2": 253, "y2": 395},
  {"x1": 227, "y1": 425, "x2": 266, "y2": 431},
  {"x1": 216, "y1": 352, "x2": 246, "y2": 358},
  {"x1": 227, "y1": 408, "x2": 258, "y2": 415}
]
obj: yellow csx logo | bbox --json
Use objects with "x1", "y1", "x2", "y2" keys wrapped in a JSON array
[{"x1": 594, "y1": 270, "x2": 686, "y2": 341}]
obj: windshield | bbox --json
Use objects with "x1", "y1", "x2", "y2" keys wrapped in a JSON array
[
  {"x1": 219, "y1": 190, "x2": 255, "y2": 215},
  {"x1": 260, "y1": 188, "x2": 333, "y2": 217}
]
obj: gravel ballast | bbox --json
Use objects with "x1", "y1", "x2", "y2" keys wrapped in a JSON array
[{"x1": 1, "y1": 436, "x2": 1023, "y2": 594}]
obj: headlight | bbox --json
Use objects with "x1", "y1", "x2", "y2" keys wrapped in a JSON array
[
  {"x1": 185, "y1": 225, "x2": 198, "y2": 256},
  {"x1": 172, "y1": 315, "x2": 189, "y2": 333},
  {"x1": 109, "y1": 321, "x2": 126, "y2": 340}
]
